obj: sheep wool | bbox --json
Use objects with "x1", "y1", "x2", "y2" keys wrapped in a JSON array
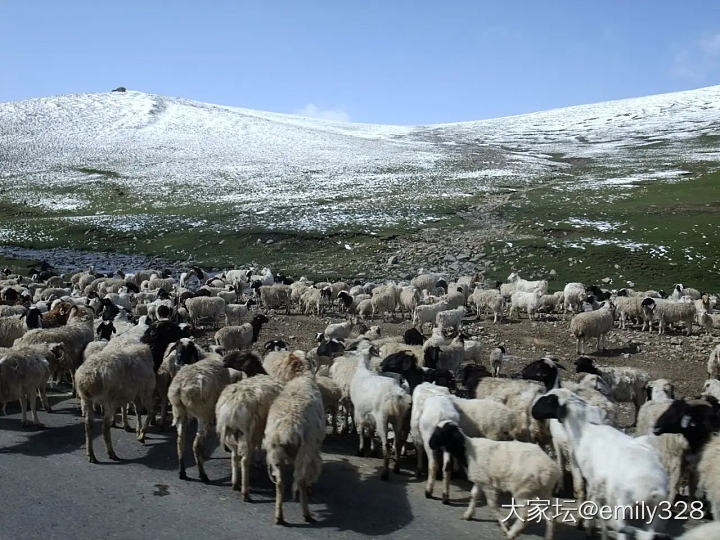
[
  {"x1": 569, "y1": 301, "x2": 614, "y2": 354},
  {"x1": 216, "y1": 374, "x2": 283, "y2": 501},
  {"x1": 263, "y1": 374, "x2": 325, "y2": 524}
]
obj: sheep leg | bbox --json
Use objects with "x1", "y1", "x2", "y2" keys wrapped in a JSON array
[
  {"x1": 121, "y1": 404, "x2": 132, "y2": 432},
  {"x1": 299, "y1": 480, "x2": 314, "y2": 523},
  {"x1": 39, "y1": 386, "x2": 51, "y2": 413},
  {"x1": 19, "y1": 392, "x2": 28, "y2": 426},
  {"x1": 378, "y1": 423, "x2": 390, "y2": 480},
  {"x1": 425, "y1": 448, "x2": 437, "y2": 497},
  {"x1": 391, "y1": 421, "x2": 404, "y2": 473},
  {"x1": 356, "y1": 421, "x2": 365, "y2": 456},
  {"x1": 176, "y1": 416, "x2": 188, "y2": 480},
  {"x1": 193, "y1": 419, "x2": 210, "y2": 483},
  {"x1": 415, "y1": 440, "x2": 425, "y2": 477},
  {"x1": 28, "y1": 391, "x2": 40, "y2": 426},
  {"x1": 273, "y1": 466, "x2": 285, "y2": 525},
  {"x1": 462, "y1": 483, "x2": 481, "y2": 520},
  {"x1": 137, "y1": 399, "x2": 151, "y2": 443},
  {"x1": 70, "y1": 370, "x2": 77, "y2": 397},
  {"x1": 503, "y1": 499, "x2": 530, "y2": 540},
  {"x1": 544, "y1": 514, "x2": 555, "y2": 540},
  {"x1": 103, "y1": 409, "x2": 119, "y2": 460},
  {"x1": 241, "y1": 453, "x2": 252, "y2": 502},
  {"x1": 441, "y1": 450, "x2": 452, "y2": 504},
  {"x1": 230, "y1": 448, "x2": 241, "y2": 491},
  {"x1": 84, "y1": 399, "x2": 98, "y2": 463}
]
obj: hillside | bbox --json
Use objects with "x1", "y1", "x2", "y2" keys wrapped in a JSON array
[{"x1": 2, "y1": 86, "x2": 720, "y2": 286}]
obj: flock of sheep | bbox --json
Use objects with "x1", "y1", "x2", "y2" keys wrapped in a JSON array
[{"x1": 2, "y1": 263, "x2": 720, "y2": 539}]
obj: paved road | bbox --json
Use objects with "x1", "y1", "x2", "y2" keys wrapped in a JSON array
[{"x1": 0, "y1": 389, "x2": 695, "y2": 540}]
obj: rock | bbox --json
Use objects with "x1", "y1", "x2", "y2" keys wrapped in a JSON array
[
  {"x1": 443, "y1": 254, "x2": 456, "y2": 262},
  {"x1": 111, "y1": 86, "x2": 127, "y2": 93},
  {"x1": 265, "y1": 239, "x2": 274, "y2": 244},
  {"x1": 670, "y1": 336, "x2": 683, "y2": 346},
  {"x1": 601, "y1": 277, "x2": 611, "y2": 284},
  {"x1": 549, "y1": 269, "x2": 557, "y2": 277},
  {"x1": 456, "y1": 253, "x2": 470, "y2": 261},
  {"x1": 388, "y1": 255, "x2": 399, "y2": 265}
]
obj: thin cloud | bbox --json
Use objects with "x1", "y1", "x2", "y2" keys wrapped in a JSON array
[
  {"x1": 671, "y1": 33, "x2": 720, "y2": 82},
  {"x1": 700, "y1": 33, "x2": 720, "y2": 56},
  {"x1": 294, "y1": 103, "x2": 350, "y2": 122}
]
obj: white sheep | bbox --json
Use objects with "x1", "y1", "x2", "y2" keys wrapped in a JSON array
[
  {"x1": 444, "y1": 287, "x2": 466, "y2": 310},
  {"x1": 411, "y1": 273, "x2": 444, "y2": 295},
  {"x1": 418, "y1": 394, "x2": 460, "y2": 503},
  {"x1": 398, "y1": 286, "x2": 421, "y2": 320},
  {"x1": 507, "y1": 272, "x2": 549, "y2": 294},
  {"x1": 354, "y1": 298, "x2": 373, "y2": 320},
  {"x1": 474, "y1": 378, "x2": 548, "y2": 444},
  {"x1": 216, "y1": 374, "x2": 283, "y2": 501},
  {"x1": 575, "y1": 357, "x2": 649, "y2": 425},
  {"x1": 263, "y1": 349, "x2": 311, "y2": 383},
  {"x1": 707, "y1": 343, "x2": 720, "y2": 378},
  {"x1": 185, "y1": 296, "x2": 226, "y2": 328},
  {"x1": 697, "y1": 434, "x2": 720, "y2": 524},
  {"x1": 0, "y1": 307, "x2": 43, "y2": 347},
  {"x1": 323, "y1": 319, "x2": 355, "y2": 341},
  {"x1": 263, "y1": 373, "x2": 325, "y2": 524},
  {"x1": 16, "y1": 307, "x2": 94, "y2": 389},
  {"x1": 612, "y1": 295, "x2": 645, "y2": 330},
  {"x1": 435, "y1": 305, "x2": 466, "y2": 334},
  {"x1": 370, "y1": 286, "x2": 398, "y2": 321},
  {"x1": 463, "y1": 338, "x2": 483, "y2": 364},
  {"x1": 224, "y1": 299, "x2": 256, "y2": 326},
  {"x1": 75, "y1": 343, "x2": 156, "y2": 462},
  {"x1": 634, "y1": 381, "x2": 688, "y2": 502},
  {"x1": 0, "y1": 345, "x2": 52, "y2": 426},
  {"x1": 469, "y1": 288, "x2": 505, "y2": 323},
  {"x1": 489, "y1": 345, "x2": 506, "y2": 377},
  {"x1": 350, "y1": 346, "x2": 412, "y2": 479},
  {"x1": 329, "y1": 354, "x2": 359, "y2": 433},
  {"x1": 428, "y1": 420, "x2": 560, "y2": 539},
  {"x1": 168, "y1": 351, "x2": 264, "y2": 482},
  {"x1": 509, "y1": 290, "x2": 542, "y2": 320},
  {"x1": 641, "y1": 297, "x2": 696, "y2": 336},
  {"x1": 536, "y1": 291, "x2": 564, "y2": 314},
  {"x1": 569, "y1": 301, "x2": 614, "y2": 354},
  {"x1": 317, "y1": 375, "x2": 341, "y2": 434},
  {"x1": 702, "y1": 378, "x2": 720, "y2": 401},
  {"x1": 413, "y1": 300, "x2": 449, "y2": 332},
  {"x1": 563, "y1": 282, "x2": 586, "y2": 315},
  {"x1": 410, "y1": 382, "x2": 451, "y2": 476},
  {"x1": 300, "y1": 288, "x2": 324, "y2": 316},
  {"x1": 450, "y1": 395, "x2": 514, "y2": 441},
  {"x1": 532, "y1": 391, "x2": 668, "y2": 538},
  {"x1": 258, "y1": 284, "x2": 291, "y2": 314},
  {"x1": 0, "y1": 305, "x2": 27, "y2": 318},
  {"x1": 214, "y1": 314, "x2": 268, "y2": 351}
]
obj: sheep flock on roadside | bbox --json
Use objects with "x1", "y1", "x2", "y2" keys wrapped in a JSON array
[{"x1": 2, "y1": 262, "x2": 720, "y2": 538}]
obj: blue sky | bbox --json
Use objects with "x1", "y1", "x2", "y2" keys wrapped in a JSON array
[{"x1": 1, "y1": 1, "x2": 719, "y2": 124}]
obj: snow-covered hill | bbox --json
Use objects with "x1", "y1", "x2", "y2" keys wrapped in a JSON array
[{"x1": 2, "y1": 86, "x2": 720, "y2": 236}]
